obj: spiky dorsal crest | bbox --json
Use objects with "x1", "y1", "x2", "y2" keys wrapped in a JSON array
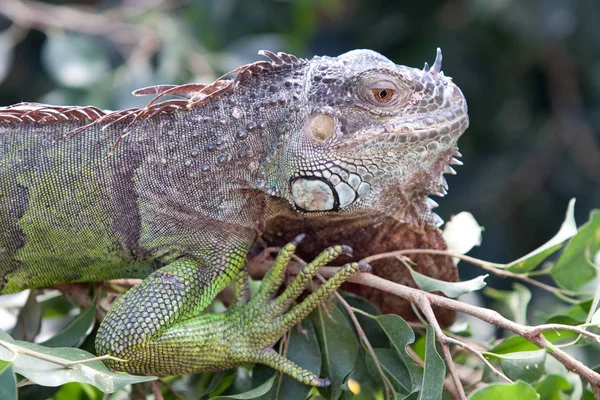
[
  {"x1": 0, "y1": 51, "x2": 306, "y2": 143},
  {"x1": 0, "y1": 102, "x2": 141, "y2": 124}
]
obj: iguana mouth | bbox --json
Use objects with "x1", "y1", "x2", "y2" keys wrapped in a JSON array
[
  {"x1": 349, "y1": 91, "x2": 469, "y2": 148},
  {"x1": 351, "y1": 113, "x2": 468, "y2": 147}
]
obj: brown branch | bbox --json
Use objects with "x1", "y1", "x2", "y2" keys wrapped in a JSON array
[
  {"x1": 0, "y1": 0, "x2": 162, "y2": 58},
  {"x1": 149, "y1": 381, "x2": 164, "y2": 400},
  {"x1": 532, "y1": 323, "x2": 600, "y2": 344},
  {"x1": 51, "y1": 283, "x2": 92, "y2": 308},
  {"x1": 0, "y1": 0, "x2": 142, "y2": 42}
]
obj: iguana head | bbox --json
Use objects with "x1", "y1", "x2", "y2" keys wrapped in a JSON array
[{"x1": 280, "y1": 49, "x2": 469, "y2": 226}]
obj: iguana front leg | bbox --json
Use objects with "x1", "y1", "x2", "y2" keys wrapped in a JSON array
[
  {"x1": 95, "y1": 252, "x2": 243, "y2": 376},
  {"x1": 96, "y1": 240, "x2": 369, "y2": 386}
]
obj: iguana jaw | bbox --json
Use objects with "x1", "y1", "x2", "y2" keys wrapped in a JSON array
[
  {"x1": 346, "y1": 107, "x2": 468, "y2": 149},
  {"x1": 338, "y1": 100, "x2": 468, "y2": 226}
]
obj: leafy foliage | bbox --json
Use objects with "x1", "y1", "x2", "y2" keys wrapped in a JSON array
[
  {"x1": 0, "y1": 200, "x2": 595, "y2": 399},
  {"x1": 551, "y1": 210, "x2": 600, "y2": 291}
]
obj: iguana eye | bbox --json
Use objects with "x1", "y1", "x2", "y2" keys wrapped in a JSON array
[
  {"x1": 362, "y1": 79, "x2": 402, "y2": 107},
  {"x1": 371, "y1": 88, "x2": 395, "y2": 102}
]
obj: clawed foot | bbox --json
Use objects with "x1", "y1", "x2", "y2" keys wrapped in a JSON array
[{"x1": 224, "y1": 238, "x2": 371, "y2": 386}]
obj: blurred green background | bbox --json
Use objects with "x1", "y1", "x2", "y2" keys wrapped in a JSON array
[{"x1": 0, "y1": 0, "x2": 598, "y2": 272}]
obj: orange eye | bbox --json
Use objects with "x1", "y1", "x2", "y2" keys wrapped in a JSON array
[{"x1": 371, "y1": 88, "x2": 395, "y2": 102}]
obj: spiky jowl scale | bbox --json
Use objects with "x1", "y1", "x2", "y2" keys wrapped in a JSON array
[{"x1": 0, "y1": 49, "x2": 468, "y2": 385}]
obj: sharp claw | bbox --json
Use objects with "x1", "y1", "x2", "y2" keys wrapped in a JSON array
[
  {"x1": 314, "y1": 376, "x2": 331, "y2": 387},
  {"x1": 358, "y1": 262, "x2": 372, "y2": 273},
  {"x1": 340, "y1": 245, "x2": 353, "y2": 257},
  {"x1": 291, "y1": 233, "x2": 306, "y2": 246}
]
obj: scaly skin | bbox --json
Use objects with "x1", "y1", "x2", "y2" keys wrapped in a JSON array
[{"x1": 0, "y1": 49, "x2": 468, "y2": 385}]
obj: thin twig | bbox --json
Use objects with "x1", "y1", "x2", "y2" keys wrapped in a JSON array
[
  {"x1": 134, "y1": 383, "x2": 147, "y2": 400},
  {"x1": 329, "y1": 288, "x2": 393, "y2": 400},
  {"x1": 414, "y1": 296, "x2": 467, "y2": 399},
  {"x1": 149, "y1": 381, "x2": 164, "y2": 400},
  {"x1": 0, "y1": 339, "x2": 125, "y2": 367},
  {"x1": 417, "y1": 323, "x2": 510, "y2": 386},
  {"x1": 532, "y1": 323, "x2": 600, "y2": 343},
  {"x1": 445, "y1": 337, "x2": 512, "y2": 383},
  {"x1": 361, "y1": 249, "x2": 579, "y2": 300},
  {"x1": 158, "y1": 379, "x2": 183, "y2": 399},
  {"x1": 0, "y1": 0, "x2": 154, "y2": 46}
]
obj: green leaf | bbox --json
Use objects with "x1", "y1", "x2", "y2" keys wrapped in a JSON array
[
  {"x1": 496, "y1": 350, "x2": 546, "y2": 383},
  {"x1": 364, "y1": 348, "x2": 413, "y2": 394},
  {"x1": 547, "y1": 300, "x2": 591, "y2": 323},
  {"x1": 38, "y1": 291, "x2": 79, "y2": 319},
  {"x1": 342, "y1": 295, "x2": 389, "y2": 349},
  {"x1": 207, "y1": 370, "x2": 237, "y2": 397},
  {"x1": 0, "y1": 364, "x2": 17, "y2": 400},
  {"x1": 406, "y1": 261, "x2": 488, "y2": 297},
  {"x1": 0, "y1": 329, "x2": 155, "y2": 393},
  {"x1": 40, "y1": 305, "x2": 95, "y2": 348},
  {"x1": 213, "y1": 376, "x2": 275, "y2": 399},
  {"x1": 253, "y1": 317, "x2": 321, "y2": 400},
  {"x1": 310, "y1": 301, "x2": 359, "y2": 400},
  {"x1": 374, "y1": 314, "x2": 423, "y2": 391},
  {"x1": 468, "y1": 381, "x2": 540, "y2": 399},
  {"x1": 583, "y1": 390, "x2": 597, "y2": 400},
  {"x1": 273, "y1": 317, "x2": 321, "y2": 399},
  {"x1": 490, "y1": 336, "x2": 541, "y2": 355},
  {"x1": 484, "y1": 283, "x2": 531, "y2": 325},
  {"x1": 419, "y1": 325, "x2": 445, "y2": 400},
  {"x1": 42, "y1": 32, "x2": 110, "y2": 88},
  {"x1": 344, "y1": 349, "x2": 382, "y2": 400},
  {"x1": 586, "y1": 276, "x2": 600, "y2": 333},
  {"x1": 507, "y1": 199, "x2": 577, "y2": 273},
  {"x1": 534, "y1": 375, "x2": 572, "y2": 400},
  {"x1": 223, "y1": 368, "x2": 253, "y2": 398},
  {"x1": 591, "y1": 308, "x2": 600, "y2": 325},
  {"x1": 552, "y1": 209, "x2": 600, "y2": 291},
  {"x1": 542, "y1": 315, "x2": 596, "y2": 346},
  {"x1": 53, "y1": 382, "x2": 103, "y2": 400},
  {"x1": 0, "y1": 359, "x2": 12, "y2": 375}
]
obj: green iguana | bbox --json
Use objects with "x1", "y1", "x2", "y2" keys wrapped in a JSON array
[{"x1": 0, "y1": 49, "x2": 468, "y2": 386}]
